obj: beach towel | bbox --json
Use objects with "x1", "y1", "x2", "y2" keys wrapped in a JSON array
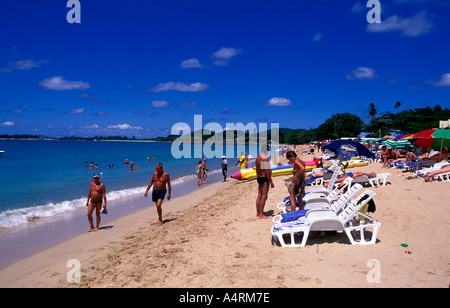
[{"x1": 279, "y1": 210, "x2": 310, "y2": 223}]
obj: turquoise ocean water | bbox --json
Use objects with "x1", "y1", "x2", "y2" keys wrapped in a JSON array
[{"x1": 0, "y1": 140, "x2": 255, "y2": 229}]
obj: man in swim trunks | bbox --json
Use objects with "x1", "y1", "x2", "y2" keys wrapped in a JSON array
[
  {"x1": 86, "y1": 173, "x2": 107, "y2": 232},
  {"x1": 144, "y1": 163, "x2": 171, "y2": 225},
  {"x1": 255, "y1": 144, "x2": 274, "y2": 219}
]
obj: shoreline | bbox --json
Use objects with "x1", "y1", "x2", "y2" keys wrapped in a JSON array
[
  {"x1": 0, "y1": 178, "x2": 232, "y2": 287},
  {"x1": 1, "y1": 145, "x2": 449, "y2": 287},
  {"x1": 0, "y1": 165, "x2": 235, "y2": 271}
]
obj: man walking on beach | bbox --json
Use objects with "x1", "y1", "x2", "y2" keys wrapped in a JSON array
[
  {"x1": 255, "y1": 144, "x2": 274, "y2": 219},
  {"x1": 144, "y1": 163, "x2": 171, "y2": 225},
  {"x1": 86, "y1": 173, "x2": 107, "y2": 232}
]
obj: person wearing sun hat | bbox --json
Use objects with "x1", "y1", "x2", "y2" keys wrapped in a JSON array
[{"x1": 86, "y1": 173, "x2": 107, "y2": 232}]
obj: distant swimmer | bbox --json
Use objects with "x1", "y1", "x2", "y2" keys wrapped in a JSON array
[
  {"x1": 124, "y1": 159, "x2": 129, "y2": 165},
  {"x1": 144, "y1": 163, "x2": 172, "y2": 225},
  {"x1": 86, "y1": 173, "x2": 107, "y2": 232}
]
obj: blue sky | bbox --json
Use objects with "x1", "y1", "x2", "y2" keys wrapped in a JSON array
[{"x1": 1, "y1": 0, "x2": 449, "y2": 138}]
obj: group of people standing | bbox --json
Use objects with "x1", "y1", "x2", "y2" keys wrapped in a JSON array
[
  {"x1": 85, "y1": 146, "x2": 308, "y2": 231},
  {"x1": 255, "y1": 146, "x2": 306, "y2": 219}
]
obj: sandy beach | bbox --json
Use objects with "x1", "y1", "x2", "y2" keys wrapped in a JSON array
[{"x1": 0, "y1": 145, "x2": 449, "y2": 288}]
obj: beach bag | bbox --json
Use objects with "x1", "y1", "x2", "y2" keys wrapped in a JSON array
[
  {"x1": 357, "y1": 193, "x2": 376, "y2": 213},
  {"x1": 367, "y1": 199, "x2": 376, "y2": 213}
]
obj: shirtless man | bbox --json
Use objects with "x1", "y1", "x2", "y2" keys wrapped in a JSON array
[
  {"x1": 144, "y1": 163, "x2": 171, "y2": 225},
  {"x1": 255, "y1": 144, "x2": 274, "y2": 219},
  {"x1": 86, "y1": 173, "x2": 107, "y2": 232},
  {"x1": 285, "y1": 150, "x2": 306, "y2": 211}
]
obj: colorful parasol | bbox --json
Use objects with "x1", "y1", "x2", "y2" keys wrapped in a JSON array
[
  {"x1": 395, "y1": 134, "x2": 414, "y2": 141},
  {"x1": 411, "y1": 129, "x2": 450, "y2": 150},
  {"x1": 381, "y1": 139, "x2": 412, "y2": 149}
]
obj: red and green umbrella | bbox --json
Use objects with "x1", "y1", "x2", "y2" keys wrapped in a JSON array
[{"x1": 410, "y1": 129, "x2": 450, "y2": 150}]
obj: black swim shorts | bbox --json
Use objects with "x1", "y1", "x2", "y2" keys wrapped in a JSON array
[
  {"x1": 152, "y1": 189, "x2": 167, "y2": 202},
  {"x1": 257, "y1": 176, "x2": 269, "y2": 185}
]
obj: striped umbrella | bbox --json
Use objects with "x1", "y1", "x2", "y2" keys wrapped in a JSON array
[
  {"x1": 395, "y1": 134, "x2": 413, "y2": 141},
  {"x1": 411, "y1": 129, "x2": 450, "y2": 150},
  {"x1": 381, "y1": 139, "x2": 412, "y2": 149}
]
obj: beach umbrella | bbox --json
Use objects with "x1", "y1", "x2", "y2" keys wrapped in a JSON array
[
  {"x1": 322, "y1": 139, "x2": 375, "y2": 160},
  {"x1": 394, "y1": 134, "x2": 413, "y2": 141},
  {"x1": 381, "y1": 139, "x2": 412, "y2": 149},
  {"x1": 411, "y1": 129, "x2": 450, "y2": 150}
]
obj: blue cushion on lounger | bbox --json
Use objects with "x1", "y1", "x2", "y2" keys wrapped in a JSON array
[{"x1": 280, "y1": 210, "x2": 309, "y2": 223}]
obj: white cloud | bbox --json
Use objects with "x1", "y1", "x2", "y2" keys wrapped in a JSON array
[
  {"x1": 265, "y1": 97, "x2": 292, "y2": 107},
  {"x1": 107, "y1": 123, "x2": 143, "y2": 130},
  {"x1": 347, "y1": 67, "x2": 377, "y2": 80},
  {"x1": 39, "y1": 76, "x2": 91, "y2": 91},
  {"x1": 1, "y1": 121, "x2": 15, "y2": 127},
  {"x1": 151, "y1": 100, "x2": 171, "y2": 108},
  {"x1": 149, "y1": 82, "x2": 209, "y2": 93},
  {"x1": 1, "y1": 59, "x2": 48, "y2": 73},
  {"x1": 67, "y1": 108, "x2": 85, "y2": 114},
  {"x1": 81, "y1": 124, "x2": 100, "y2": 129},
  {"x1": 367, "y1": 11, "x2": 433, "y2": 37},
  {"x1": 180, "y1": 58, "x2": 205, "y2": 69},
  {"x1": 426, "y1": 73, "x2": 450, "y2": 87},
  {"x1": 211, "y1": 47, "x2": 242, "y2": 66}
]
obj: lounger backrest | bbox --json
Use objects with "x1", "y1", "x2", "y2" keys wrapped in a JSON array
[
  {"x1": 326, "y1": 159, "x2": 343, "y2": 193},
  {"x1": 338, "y1": 190, "x2": 376, "y2": 224},
  {"x1": 331, "y1": 183, "x2": 363, "y2": 212},
  {"x1": 327, "y1": 177, "x2": 354, "y2": 201}
]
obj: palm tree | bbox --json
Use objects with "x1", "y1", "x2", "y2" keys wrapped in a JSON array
[
  {"x1": 369, "y1": 103, "x2": 377, "y2": 118},
  {"x1": 394, "y1": 101, "x2": 401, "y2": 114}
]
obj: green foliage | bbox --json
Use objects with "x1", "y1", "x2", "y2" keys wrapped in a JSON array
[{"x1": 364, "y1": 105, "x2": 450, "y2": 137}]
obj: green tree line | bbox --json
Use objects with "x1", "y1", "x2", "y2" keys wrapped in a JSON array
[{"x1": 282, "y1": 104, "x2": 450, "y2": 144}]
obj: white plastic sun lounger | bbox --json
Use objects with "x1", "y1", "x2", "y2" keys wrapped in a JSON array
[
  {"x1": 276, "y1": 177, "x2": 354, "y2": 213},
  {"x1": 271, "y1": 190, "x2": 380, "y2": 247},
  {"x1": 273, "y1": 184, "x2": 363, "y2": 224}
]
